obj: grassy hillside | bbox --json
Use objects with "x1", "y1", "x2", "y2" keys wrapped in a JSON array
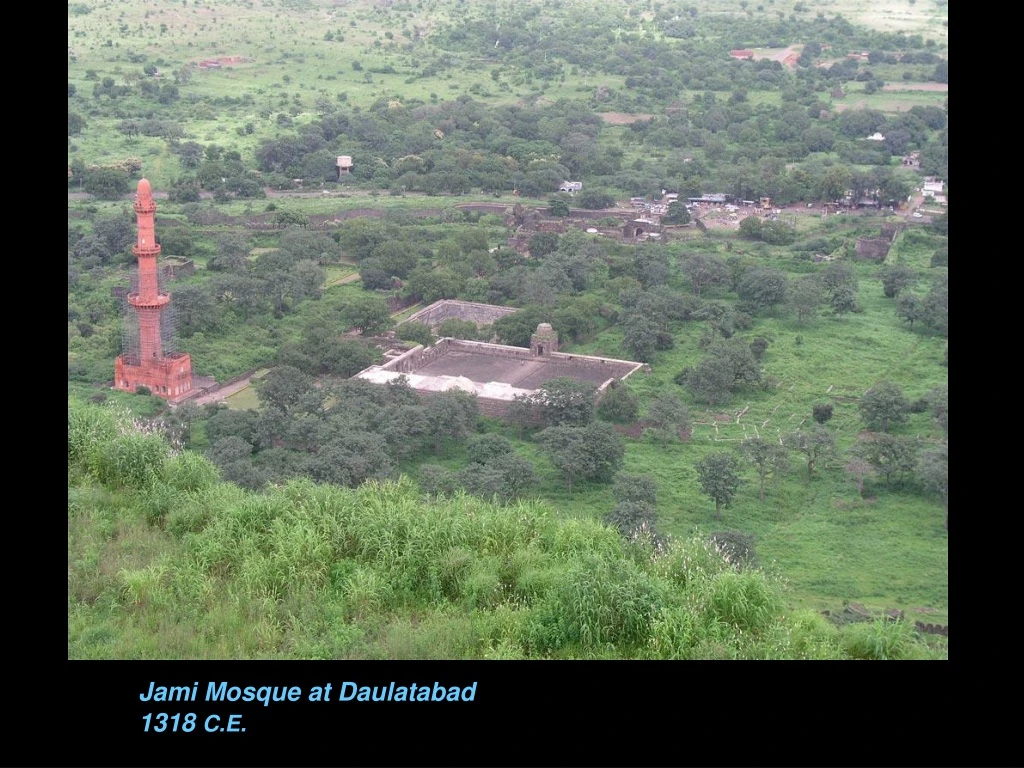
[{"x1": 68, "y1": 400, "x2": 945, "y2": 659}]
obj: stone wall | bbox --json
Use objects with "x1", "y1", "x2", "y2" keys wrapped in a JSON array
[
  {"x1": 379, "y1": 338, "x2": 453, "y2": 373},
  {"x1": 449, "y1": 339, "x2": 534, "y2": 360},
  {"x1": 403, "y1": 300, "x2": 519, "y2": 329},
  {"x1": 548, "y1": 350, "x2": 644, "y2": 380},
  {"x1": 855, "y1": 224, "x2": 902, "y2": 261}
]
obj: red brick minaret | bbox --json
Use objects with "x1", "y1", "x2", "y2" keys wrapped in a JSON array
[{"x1": 114, "y1": 179, "x2": 193, "y2": 399}]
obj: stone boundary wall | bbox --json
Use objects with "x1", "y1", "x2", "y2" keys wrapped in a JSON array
[
  {"x1": 403, "y1": 300, "x2": 519, "y2": 329},
  {"x1": 855, "y1": 223, "x2": 903, "y2": 261},
  {"x1": 377, "y1": 338, "x2": 453, "y2": 373},
  {"x1": 548, "y1": 350, "x2": 645, "y2": 380},
  {"x1": 380, "y1": 338, "x2": 644, "y2": 379},
  {"x1": 414, "y1": 388, "x2": 515, "y2": 420}
]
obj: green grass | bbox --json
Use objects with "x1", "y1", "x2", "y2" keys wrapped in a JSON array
[
  {"x1": 834, "y1": 85, "x2": 947, "y2": 113},
  {"x1": 224, "y1": 384, "x2": 260, "y2": 411}
]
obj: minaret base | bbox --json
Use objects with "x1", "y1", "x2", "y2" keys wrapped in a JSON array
[{"x1": 114, "y1": 352, "x2": 194, "y2": 399}]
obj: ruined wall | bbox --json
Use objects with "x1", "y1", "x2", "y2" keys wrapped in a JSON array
[
  {"x1": 448, "y1": 339, "x2": 534, "y2": 361},
  {"x1": 548, "y1": 351, "x2": 644, "y2": 380},
  {"x1": 855, "y1": 224, "x2": 903, "y2": 261},
  {"x1": 379, "y1": 338, "x2": 453, "y2": 373},
  {"x1": 404, "y1": 300, "x2": 519, "y2": 329},
  {"x1": 414, "y1": 390, "x2": 540, "y2": 422},
  {"x1": 854, "y1": 237, "x2": 892, "y2": 261},
  {"x1": 160, "y1": 259, "x2": 196, "y2": 280}
]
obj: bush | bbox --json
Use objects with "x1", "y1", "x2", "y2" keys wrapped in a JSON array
[
  {"x1": 708, "y1": 530, "x2": 758, "y2": 570},
  {"x1": 812, "y1": 403, "x2": 834, "y2": 424},
  {"x1": 605, "y1": 501, "x2": 657, "y2": 537}
]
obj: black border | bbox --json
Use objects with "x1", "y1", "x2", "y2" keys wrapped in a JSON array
[{"x1": 61, "y1": 660, "x2": 960, "y2": 768}]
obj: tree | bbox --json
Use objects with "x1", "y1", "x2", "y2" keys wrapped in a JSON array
[
  {"x1": 117, "y1": 118, "x2": 143, "y2": 140},
  {"x1": 917, "y1": 443, "x2": 948, "y2": 529},
  {"x1": 760, "y1": 220, "x2": 797, "y2": 246},
  {"x1": 830, "y1": 285, "x2": 858, "y2": 318},
  {"x1": 815, "y1": 166, "x2": 852, "y2": 203},
  {"x1": 340, "y1": 295, "x2": 393, "y2": 336},
  {"x1": 921, "y1": 276, "x2": 948, "y2": 336},
  {"x1": 437, "y1": 318, "x2": 480, "y2": 340},
  {"x1": 708, "y1": 530, "x2": 759, "y2": 570},
  {"x1": 92, "y1": 211, "x2": 136, "y2": 257},
  {"x1": 547, "y1": 199, "x2": 570, "y2": 217},
  {"x1": 424, "y1": 390, "x2": 479, "y2": 454},
  {"x1": 820, "y1": 262, "x2": 858, "y2": 317},
  {"x1": 528, "y1": 232, "x2": 560, "y2": 259},
  {"x1": 621, "y1": 310, "x2": 667, "y2": 362},
  {"x1": 466, "y1": 434, "x2": 515, "y2": 465},
  {"x1": 788, "y1": 275, "x2": 824, "y2": 324},
  {"x1": 578, "y1": 189, "x2": 615, "y2": 209},
  {"x1": 696, "y1": 453, "x2": 742, "y2": 521},
  {"x1": 369, "y1": 239, "x2": 419, "y2": 277},
  {"x1": 737, "y1": 267, "x2": 788, "y2": 314},
  {"x1": 536, "y1": 422, "x2": 624, "y2": 492},
  {"x1": 741, "y1": 437, "x2": 789, "y2": 502},
  {"x1": 926, "y1": 385, "x2": 948, "y2": 435},
  {"x1": 492, "y1": 306, "x2": 548, "y2": 347},
  {"x1": 605, "y1": 501, "x2": 657, "y2": 537},
  {"x1": 174, "y1": 286, "x2": 220, "y2": 336},
  {"x1": 534, "y1": 377, "x2": 597, "y2": 427},
  {"x1": 457, "y1": 453, "x2": 537, "y2": 502},
  {"x1": 738, "y1": 216, "x2": 763, "y2": 240},
  {"x1": 784, "y1": 426, "x2": 837, "y2": 481},
  {"x1": 83, "y1": 168, "x2": 131, "y2": 199},
  {"x1": 646, "y1": 393, "x2": 690, "y2": 444},
  {"x1": 69, "y1": 111, "x2": 86, "y2": 135},
  {"x1": 663, "y1": 201, "x2": 691, "y2": 225},
  {"x1": 677, "y1": 353, "x2": 735, "y2": 406},
  {"x1": 896, "y1": 293, "x2": 923, "y2": 328},
  {"x1": 633, "y1": 244, "x2": 670, "y2": 289},
  {"x1": 859, "y1": 381, "x2": 910, "y2": 432},
  {"x1": 613, "y1": 473, "x2": 658, "y2": 507},
  {"x1": 854, "y1": 433, "x2": 919, "y2": 487},
  {"x1": 279, "y1": 228, "x2": 338, "y2": 263},
  {"x1": 812, "y1": 403, "x2": 834, "y2": 424},
  {"x1": 676, "y1": 339, "x2": 761, "y2": 405},
  {"x1": 844, "y1": 458, "x2": 876, "y2": 498},
  {"x1": 256, "y1": 366, "x2": 315, "y2": 413},
  {"x1": 877, "y1": 264, "x2": 918, "y2": 298},
  {"x1": 505, "y1": 393, "x2": 537, "y2": 439},
  {"x1": 682, "y1": 253, "x2": 729, "y2": 298},
  {"x1": 395, "y1": 321, "x2": 435, "y2": 348},
  {"x1": 304, "y1": 431, "x2": 392, "y2": 488},
  {"x1": 597, "y1": 381, "x2": 640, "y2": 423}
]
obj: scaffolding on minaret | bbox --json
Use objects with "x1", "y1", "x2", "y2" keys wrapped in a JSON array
[{"x1": 114, "y1": 179, "x2": 194, "y2": 400}]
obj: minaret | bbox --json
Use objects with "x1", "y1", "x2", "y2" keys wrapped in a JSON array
[{"x1": 114, "y1": 180, "x2": 193, "y2": 399}]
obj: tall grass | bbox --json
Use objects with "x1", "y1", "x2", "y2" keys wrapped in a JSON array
[{"x1": 68, "y1": 401, "x2": 945, "y2": 659}]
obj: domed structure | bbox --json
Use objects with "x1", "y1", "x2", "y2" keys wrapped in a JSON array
[
  {"x1": 531, "y1": 323, "x2": 558, "y2": 357},
  {"x1": 441, "y1": 376, "x2": 477, "y2": 393}
]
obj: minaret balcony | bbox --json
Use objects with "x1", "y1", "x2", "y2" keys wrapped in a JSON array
[{"x1": 127, "y1": 292, "x2": 170, "y2": 309}]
